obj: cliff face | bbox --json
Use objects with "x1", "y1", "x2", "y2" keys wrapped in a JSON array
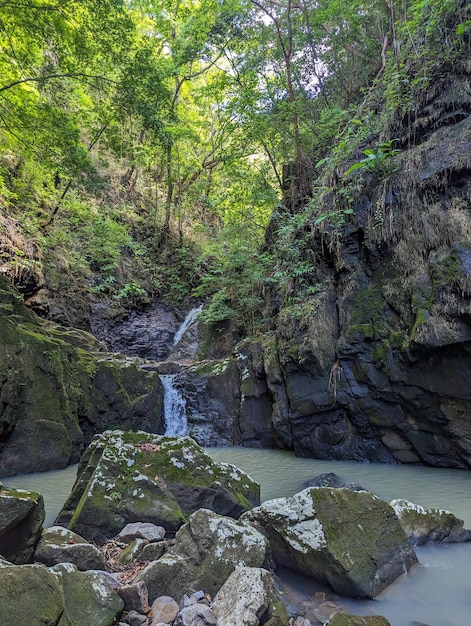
[{"x1": 251, "y1": 107, "x2": 471, "y2": 467}]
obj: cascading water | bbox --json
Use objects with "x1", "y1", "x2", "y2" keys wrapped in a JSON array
[
  {"x1": 160, "y1": 374, "x2": 188, "y2": 436},
  {"x1": 159, "y1": 305, "x2": 203, "y2": 435},
  {"x1": 172, "y1": 304, "x2": 203, "y2": 347}
]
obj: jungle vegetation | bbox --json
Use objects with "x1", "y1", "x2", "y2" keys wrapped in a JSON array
[{"x1": 0, "y1": 0, "x2": 469, "y2": 332}]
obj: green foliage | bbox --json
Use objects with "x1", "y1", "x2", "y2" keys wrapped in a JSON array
[
  {"x1": 344, "y1": 140, "x2": 400, "y2": 176},
  {"x1": 113, "y1": 281, "x2": 148, "y2": 305},
  {"x1": 0, "y1": 0, "x2": 468, "y2": 340}
]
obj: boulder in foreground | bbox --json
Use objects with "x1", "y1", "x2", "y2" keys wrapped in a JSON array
[
  {"x1": 55, "y1": 431, "x2": 260, "y2": 543},
  {"x1": 213, "y1": 566, "x2": 288, "y2": 626},
  {"x1": 0, "y1": 485, "x2": 44, "y2": 564},
  {"x1": 34, "y1": 525, "x2": 108, "y2": 570},
  {"x1": 242, "y1": 487, "x2": 417, "y2": 598},
  {"x1": 135, "y1": 508, "x2": 270, "y2": 601}
]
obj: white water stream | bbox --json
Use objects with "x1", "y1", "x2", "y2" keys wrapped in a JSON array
[
  {"x1": 172, "y1": 305, "x2": 203, "y2": 347},
  {"x1": 161, "y1": 374, "x2": 188, "y2": 437}
]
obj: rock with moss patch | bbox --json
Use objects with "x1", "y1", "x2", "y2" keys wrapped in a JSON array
[
  {"x1": 0, "y1": 277, "x2": 164, "y2": 477},
  {"x1": 35, "y1": 526, "x2": 108, "y2": 570},
  {"x1": 135, "y1": 508, "x2": 269, "y2": 602},
  {"x1": 390, "y1": 498, "x2": 471, "y2": 545},
  {"x1": 212, "y1": 566, "x2": 288, "y2": 626},
  {"x1": 0, "y1": 563, "x2": 65, "y2": 624},
  {"x1": 56, "y1": 431, "x2": 260, "y2": 543},
  {"x1": 0, "y1": 485, "x2": 44, "y2": 564},
  {"x1": 52, "y1": 562, "x2": 124, "y2": 626},
  {"x1": 328, "y1": 613, "x2": 390, "y2": 626},
  {"x1": 242, "y1": 487, "x2": 417, "y2": 598}
]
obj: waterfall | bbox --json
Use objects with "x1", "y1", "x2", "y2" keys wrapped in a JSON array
[
  {"x1": 161, "y1": 374, "x2": 188, "y2": 437},
  {"x1": 172, "y1": 304, "x2": 203, "y2": 347}
]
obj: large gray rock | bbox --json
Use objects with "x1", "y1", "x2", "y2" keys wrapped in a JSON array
[
  {"x1": 0, "y1": 563, "x2": 65, "y2": 624},
  {"x1": 53, "y1": 562, "x2": 124, "y2": 626},
  {"x1": 34, "y1": 526, "x2": 108, "y2": 570},
  {"x1": 390, "y1": 498, "x2": 471, "y2": 545},
  {"x1": 150, "y1": 595, "x2": 179, "y2": 624},
  {"x1": 212, "y1": 567, "x2": 288, "y2": 626},
  {"x1": 56, "y1": 431, "x2": 260, "y2": 543},
  {"x1": 135, "y1": 508, "x2": 270, "y2": 602},
  {"x1": 242, "y1": 487, "x2": 417, "y2": 598},
  {"x1": 0, "y1": 485, "x2": 44, "y2": 564},
  {"x1": 117, "y1": 522, "x2": 165, "y2": 544}
]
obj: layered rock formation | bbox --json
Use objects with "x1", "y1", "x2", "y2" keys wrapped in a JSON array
[{"x1": 176, "y1": 113, "x2": 471, "y2": 469}]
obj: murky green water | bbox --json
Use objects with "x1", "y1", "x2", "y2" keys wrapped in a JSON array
[{"x1": 4, "y1": 447, "x2": 471, "y2": 625}]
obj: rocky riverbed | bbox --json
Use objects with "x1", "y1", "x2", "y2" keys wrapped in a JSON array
[{"x1": 2, "y1": 431, "x2": 470, "y2": 626}]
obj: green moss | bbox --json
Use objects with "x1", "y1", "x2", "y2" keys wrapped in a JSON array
[
  {"x1": 264, "y1": 600, "x2": 289, "y2": 626},
  {"x1": 187, "y1": 358, "x2": 233, "y2": 377},
  {"x1": 371, "y1": 340, "x2": 390, "y2": 363},
  {"x1": 329, "y1": 613, "x2": 390, "y2": 626},
  {"x1": 346, "y1": 285, "x2": 388, "y2": 343},
  {"x1": 409, "y1": 307, "x2": 429, "y2": 341},
  {"x1": 430, "y1": 251, "x2": 462, "y2": 289}
]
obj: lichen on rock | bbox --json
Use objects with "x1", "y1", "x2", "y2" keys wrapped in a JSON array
[
  {"x1": 242, "y1": 486, "x2": 417, "y2": 598},
  {"x1": 55, "y1": 430, "x2": 260, "y2": 543}
]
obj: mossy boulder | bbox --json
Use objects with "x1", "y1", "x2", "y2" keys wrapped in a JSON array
[
  {"x1": 0, "y1": 563, "x2": 65, "y2": 624},
  {"x1": 56, "y1": 431, "x2": 260, "y2": 543},
  {"x1": 328, "y1": 614, "x2": 390, "y2": 626},
  {"x1": 52, "y1": 563, "x2": 124, "y2": 626},
  {"x1": 0, "y1": 278, "x2": 86, "y2": 476},
  {"x1": 135, "y1": 508, "x2": 269, "y2": 602},
  {"x1": 35, "y1": 526, "x2": 108, "y2": 571},
  {"x1": 0, "y1": 485, "x2": 44, "y2": 564},
  {"x1": 0, "y1": 277, "x2": 164, "y2": 477},
  {"x1": 242, "y1": 487, "x2": 417, "y2": 598},
  {"x1": 390, "y1": 498, "x2": 471, "y2": 545}
]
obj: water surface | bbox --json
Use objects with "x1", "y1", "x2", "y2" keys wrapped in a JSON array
[{"x1": 208, "y1": 447, "x2": 471, "y2": 626}]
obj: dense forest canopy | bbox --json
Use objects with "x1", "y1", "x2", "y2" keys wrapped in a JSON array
[{"x1": 0, "y1": 0, "x2": 469, "y2": 330}]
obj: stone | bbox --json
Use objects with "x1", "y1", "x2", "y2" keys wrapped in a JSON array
[
  {"x1": 175, "y1": 604, "x2": 217, "y2": 626},
  {"x1": 34, "y1": 525, "x2": 108, "y2": 570},
  {"x1": 305, "y1": 473, "x2": 344, "y2": 488},
  {"x1": 52, "y1": 562, "x2": 124, "y2": 626},
  {"x1": 0, "y1": 485, "x2": 44, "y2": 564},
  {"x1": 126, "y1": 610, "x2": 148, "y2": 626},
  {"x1": 212, "y1": 566, "x2": 288, "y2": 626},
  {"x1": 328, "y1": 613, "x2": 391, "y2": 625},
  {"x1": 310, "y1": 601, "x2": 343, "y2": 623},
  {"x1": 0, "y1": 563, "x2": 65, "y2": 624},
  {"x1": 56, "y1": 431, "x2": 260, "y2": 543},
  {"x1": 118, "y1": 581, "x2": 150, "y2": 613},
  {"x1": 150, "y1": 595, "x2": 179, "y2": 624},
  {"x1": 117, "y1": 522, "x2": 166, "y2": 543},
  {"x1": 136, "y1": 508, "x2": 270, "y2": 602},
  {"x1": 140, "y1": 541, "x2": 167, "y2": 562},
  {"x1": 242, "y1": 487, "x2": 417, "y2": 598},
  {"x1": 118, "y1": 539, "x2": 149, "y2": 565},
  {"x1": 390, "y1": 498, "x2": 471, "y2": 545},
  {"x1": 305, "y1": 473, "x2": 366, "y2": 492}
]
